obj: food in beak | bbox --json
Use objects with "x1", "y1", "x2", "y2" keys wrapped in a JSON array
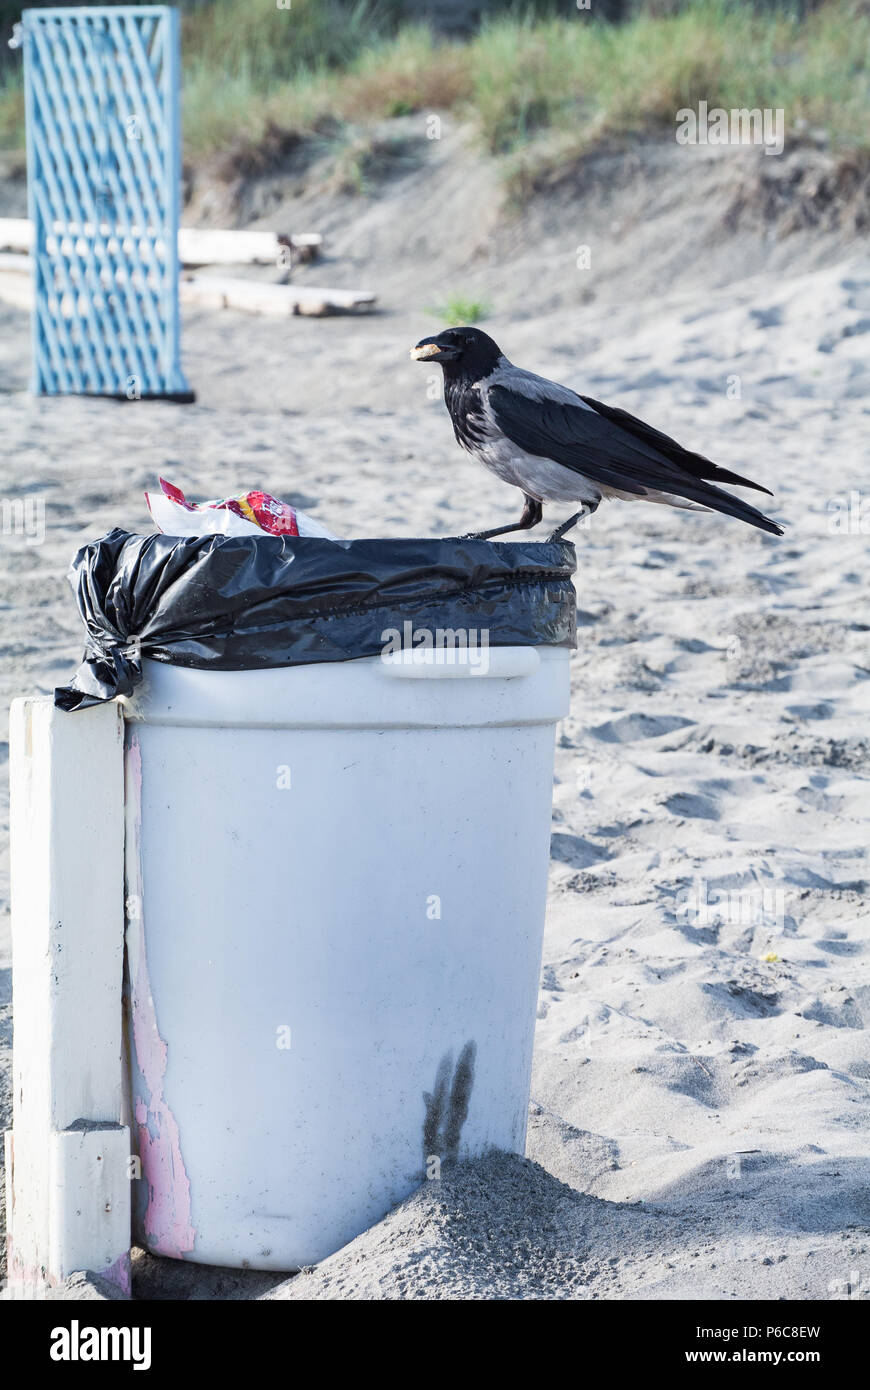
[{"x1": 410, "y1": 342, "x2": 443, "y2": 360}]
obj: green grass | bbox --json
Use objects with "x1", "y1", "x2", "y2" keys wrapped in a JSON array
[
  {"x1": 426, "y1": 294, "x2": 491, "y2": 326},
  {"x1": 185, "y1": 0, "x2": 870, "y2": 167},
  {"x1": 1, "y1": 1, "x2": 868, "y2": 178},
  {"x1": 180, "y1": 0, "x2": 401, "y2": 157},
  {"x1": 181, "y1": 20, "x2": 468, "y2": 160},
  {"x1": 470, "y1": 1, "x2": 870, "y2": 163},
  {"x1": 181, "y1": 0, "x2": 397, "y2": 86}
]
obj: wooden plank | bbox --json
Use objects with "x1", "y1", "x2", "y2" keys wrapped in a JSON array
[
  {"x1": 6, "y1": 699, "x2": 130, "y2": 1298},
  {"x1": 0, "y1": 272, "x2": 33, "y2": 310},
  {"x1": 178, "y1": 227, "x2": 321, "y2": 266},
  {"x1": 180, "y1": 274, "x2": 376, "y2": 317},
  {"x1": 49, "y1": 1128, "x2": 132, "y2": 1289},
  {"x1": 0, "y1": 217, "x2": 31, "y2": 253},
  {"x1": 0, "y1": 252, "x2": 30, "y2": 274},
  {"x1": 0, "y1": 263, "x2": 373, "y2": 318},
  {"x1": 0, "y1": 217, "x2": 322, "y2": 265}
]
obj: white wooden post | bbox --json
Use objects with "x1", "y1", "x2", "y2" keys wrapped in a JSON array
[{"x1": 4, "y1": 698, "x2": 131, "y2": 1298}]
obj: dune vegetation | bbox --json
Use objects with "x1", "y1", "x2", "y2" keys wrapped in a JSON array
[{"x1": 0, "y1": 1, "x2": 867, "y2": 179}]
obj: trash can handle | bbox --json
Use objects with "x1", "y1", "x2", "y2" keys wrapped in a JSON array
[{"x1": 379, "y1": 646, "x2": 541, "y2": 680}]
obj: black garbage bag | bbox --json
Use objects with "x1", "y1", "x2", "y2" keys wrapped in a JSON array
[{"x1": 54, "y1": 527, "x2": 577, "y2": 712}]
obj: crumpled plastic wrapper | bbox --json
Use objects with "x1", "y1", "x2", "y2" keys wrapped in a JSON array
[{"x1": 145, "y1": 476, "x2": 339, "y2": 540}]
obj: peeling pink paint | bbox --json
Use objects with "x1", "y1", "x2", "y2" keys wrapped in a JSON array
[
  {"x1": 125, "y1": 734, "x2": 196, "y2": 1259},
  {"x1": 102, "y1": 1251, "x2": 132, "y2": 1297},
  {"x1": 8, "y1": 1259, "x2": 58, "y2": 1294}
]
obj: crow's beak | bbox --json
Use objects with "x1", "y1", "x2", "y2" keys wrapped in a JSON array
[
  {"x1": 411, "y1": 334, "x2": 459, "y2": 363},
  {"x1": 411, "y1": 341, "x2": 442, "y2": 360}
]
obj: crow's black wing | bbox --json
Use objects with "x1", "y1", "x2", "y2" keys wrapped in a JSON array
[
  {"x1": 487, "y1": 383, "x2": 783, "y2": 535},
  {"x1": 578, "y1": 395, "x2": 772, "y2": 496}
]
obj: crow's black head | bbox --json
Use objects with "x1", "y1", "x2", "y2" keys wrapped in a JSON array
[{"x1": 411, "y1": 326, "x2": 502, "y2": 377}]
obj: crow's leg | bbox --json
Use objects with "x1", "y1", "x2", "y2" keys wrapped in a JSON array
[
  {"x1": 547, "y1": 499, "x2": 599, "y2": 542},
  {"x1": 459, "y1": 494, "x2": 543, "y2": 541}
]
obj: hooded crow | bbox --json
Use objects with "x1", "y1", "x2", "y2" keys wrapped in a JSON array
[{"x1": 411, "y1": 327, "x2": 783, "y2": 542}]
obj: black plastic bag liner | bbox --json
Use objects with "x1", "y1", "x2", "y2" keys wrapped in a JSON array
[{"x1": 54, "y1": 527, "x2": 577, "y2": 712}]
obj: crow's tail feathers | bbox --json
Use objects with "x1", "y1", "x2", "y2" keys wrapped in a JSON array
[
  {"x1": 704, "y1": 464, "x2": 773, "y2": 497},
  {"x1": 680, "y1": 479, "x2": 784, "y2": 535}
]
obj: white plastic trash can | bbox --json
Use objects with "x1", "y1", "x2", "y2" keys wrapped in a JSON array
[{"x1": 124, "y1": 643, "x2": 570, "y2": 1270}]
